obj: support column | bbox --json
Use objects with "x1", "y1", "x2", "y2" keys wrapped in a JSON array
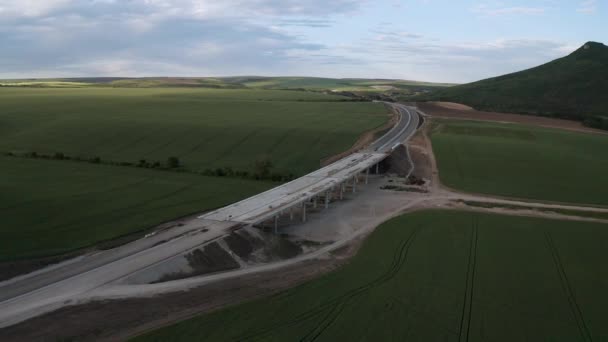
[
  {"x1": 325, "y1": 190, "x2": 330, "y2": 209},
  {"x1": 302, "y1": 202, "x2": 307, "y2": 222},
  {"x1": 352, "y1": 177, "x2": 357, "y2": 193},
  {"x1": 375, "y1": 163, "x2": 379, "y2": 174},
  {"x1": 274, "y1": 215, "x2": 279, "y2": 234},
  {"x1": 290, "y1": 207, "x2": 294, "y2": 221},
  {"x1": 313, "y1": 197, "x2": 317, "y2": 209},
  {"x1": 340, "y1": 183, "x2": 344, "y2": 200},
  {"x1": 365, "y1": 168, "x2": 370, "y2": 184}
]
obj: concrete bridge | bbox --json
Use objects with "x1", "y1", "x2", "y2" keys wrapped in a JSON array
[
  {"x1": 201, "y1": 103, "x2": 420, "y2": 232},
  {"x1": 0, "y1": 103, "x2": 420, "y2": 328}
]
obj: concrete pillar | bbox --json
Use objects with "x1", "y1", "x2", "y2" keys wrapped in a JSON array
[
  {"x1": 325, "y1": 190, "x2": 330, "y2": 209},
  {"x1": 274, "y1": 215, "x2": 279, "y2": 234},
  {"x1": 375, "y1": 163, "x2": 379, "y2": 174},
  {"x1": 290, "y1": 207, "x2": 294, "y2": 221},
  {"x1": 365, "y1": 168, "x2": 369, "y2": 184},
  {"x1": 340, "y1": 183, "x2": 344, "y2": 200},
  {"x1": 352, "y1": 177, "x2": 357, "y2": 193},
  {"x1": 302, "y1": 202, "x2": 307, "y2": 222},
  {"x1": 313, "y1": 196, "x2": 317, "y2": 209}
]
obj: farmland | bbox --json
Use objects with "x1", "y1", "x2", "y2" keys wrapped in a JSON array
[
  {"x1": 0, "y1": 155, "x2": 272, "y2": 261},
  {"x1": 0, "y1": 76, "x2": 453, "y2": 93},
  {"x1": 0, "y1": 88, "x2": 388, "y2": 260},
  {"x1": 0, "y1": 88, "x2": 388, "y2": 176},
  {"x1": 134, "y1": 210, "x2": 608, "y2": 341},
  {"x1": 430, "y1": 120, "x2": 608, "y2": 206}
]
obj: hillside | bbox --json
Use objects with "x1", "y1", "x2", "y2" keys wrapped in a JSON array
[{"x1": 423, "y1": 42, "x2": 608, "y2": 129}]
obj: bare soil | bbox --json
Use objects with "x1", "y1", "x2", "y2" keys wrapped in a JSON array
[
  {"x1": 418, "y1": 102, "x2": 607, "y2": 135},
  {"x1": 407, "y1": 130, "x2": 434, "y2": 184},
  {"x1": 431, "y1": 102, "x2": 474, "y2": 111}
]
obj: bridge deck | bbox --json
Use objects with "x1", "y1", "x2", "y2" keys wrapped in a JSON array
[{"x1": 201, "y1": 152, "x2": 386, "y2": 224}]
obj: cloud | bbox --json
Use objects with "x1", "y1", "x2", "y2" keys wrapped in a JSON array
[
  {"x1": 0, "y1": 0, "x2": 581, "y2": 83},
  {"x1": 471, "y1": 4, "x2": 546, "y2": 16},
  {"x1": 577, "y1": 0, "x2": 597, "y2": 14},
  {"x1": 0, "y1": 0, "x2": 72, "y2": 17},
  {"x1": 332, "y1": 30, "x2": 576, "y2": 82},
  {"x1": 0, "y1": 15, "x2": 324, "y2": 78},
  {"x1": 276, "y1": 19, "x2": 335, "y2": 28},
  {"x1": 0, "y1": 0, "x2": 362, "y2": 78}
]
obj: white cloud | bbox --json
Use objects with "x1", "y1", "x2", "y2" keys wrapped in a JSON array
[
  {"x1": 577, "y1": 0, "x2": 597, "y2": 14},
  {"x1": 472, "y1": 4, "x2": 546, "y2": 16},
  {"x1": 0, "y1": 0, "x2": 583, "y2": 83},
  {"x1": 330, "y1": 31, "x2": 576, "y2": 82},
  {"x1": 0, "y1": 0, "x2": 72, "y2": 17}
]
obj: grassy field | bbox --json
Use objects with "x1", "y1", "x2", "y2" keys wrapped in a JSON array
[
  {"x1": 431, "y1": 120, "x2": 608, "y2": 205},
  {"x1": 134, "y1": 210, "x2": 608, "y2": 341},
  {"x1": 0, "y1": 87, "x2": 387, "y2": 260},
  {"x1": 0, "y1": 76, "x2": 453, "y2": 92},
  {"x1": 0, "y1": 88, "x2": 388, "y2": 176},
  {"x1": 0, "y1": 156, "x2": 271, "y2": 261}
]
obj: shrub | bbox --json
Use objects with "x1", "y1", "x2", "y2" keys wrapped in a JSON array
[{"x1": 167, "y1": 156, "x2": 180, "y2": 168}]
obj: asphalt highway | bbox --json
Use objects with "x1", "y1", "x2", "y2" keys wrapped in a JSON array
[{"x1": 0, "y1": 103, "x2": 420, "y2": 328}]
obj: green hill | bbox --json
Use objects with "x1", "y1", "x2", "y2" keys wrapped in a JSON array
[{"x1": 423, "y1": 42, "x2": 608, "y2": 129}]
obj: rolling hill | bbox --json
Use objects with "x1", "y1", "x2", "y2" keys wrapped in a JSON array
[{"x1": 423, "y1": 41, "x2": 608, "y2": 129}]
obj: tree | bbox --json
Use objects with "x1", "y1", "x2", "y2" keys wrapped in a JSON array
[
  {"x1": 167, "y1": 156, "x2": 180, "y2": 168},
  {"x1": 253, "y1": 155, "x2": 273, "y2": 180}
]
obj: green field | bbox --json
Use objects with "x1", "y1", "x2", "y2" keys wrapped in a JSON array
[
  {"x1": 0, "y1": 156, "x2": 271, "y2": 261},
  {"x1": 0, "y1": 88, "x2": 387, "y2": 176},
  {"x1": 0, "y1": 76, "x2": 453, "y2": 93},
  {"x1": 431, "y1": 120, "x2": 608, "y2": 205},
  {"x1": 0, "y1": 88, "x2": 387, "y2": 260},
  {"x1": 134, "y1": 210, "x2": 608, "y2": 341}
]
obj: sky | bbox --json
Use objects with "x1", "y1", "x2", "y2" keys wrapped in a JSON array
[{"x1": 0, "y1": 0, "x2": 605, "y2": 83}]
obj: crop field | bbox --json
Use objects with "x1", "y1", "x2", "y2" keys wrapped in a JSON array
[
  {"x1": 238, "y1": 77, "x2": 453, "y2": 91},
  {"x1": 0, "y1": 88, "x2": 388, "y2": 176},
  {"x1": 0, "y1": 87, "x2": 387, "y2": 260},
  {"x1": 0, "y1": 76, "x2": 453, "y2": 92},
  {"x1": 430, "y1": 120, "x2": 608, "y2": 205},
  {"x1": 134, "y1": 210, "x2": 608, "y2": 341},
  {"x1": 0, "y1": 156, "x2": 271, "y2": 261}
]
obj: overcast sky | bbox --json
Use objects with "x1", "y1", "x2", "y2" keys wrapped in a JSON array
[{"x1": 0, "y1": 0, "x2": 605, "y2": 83}]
